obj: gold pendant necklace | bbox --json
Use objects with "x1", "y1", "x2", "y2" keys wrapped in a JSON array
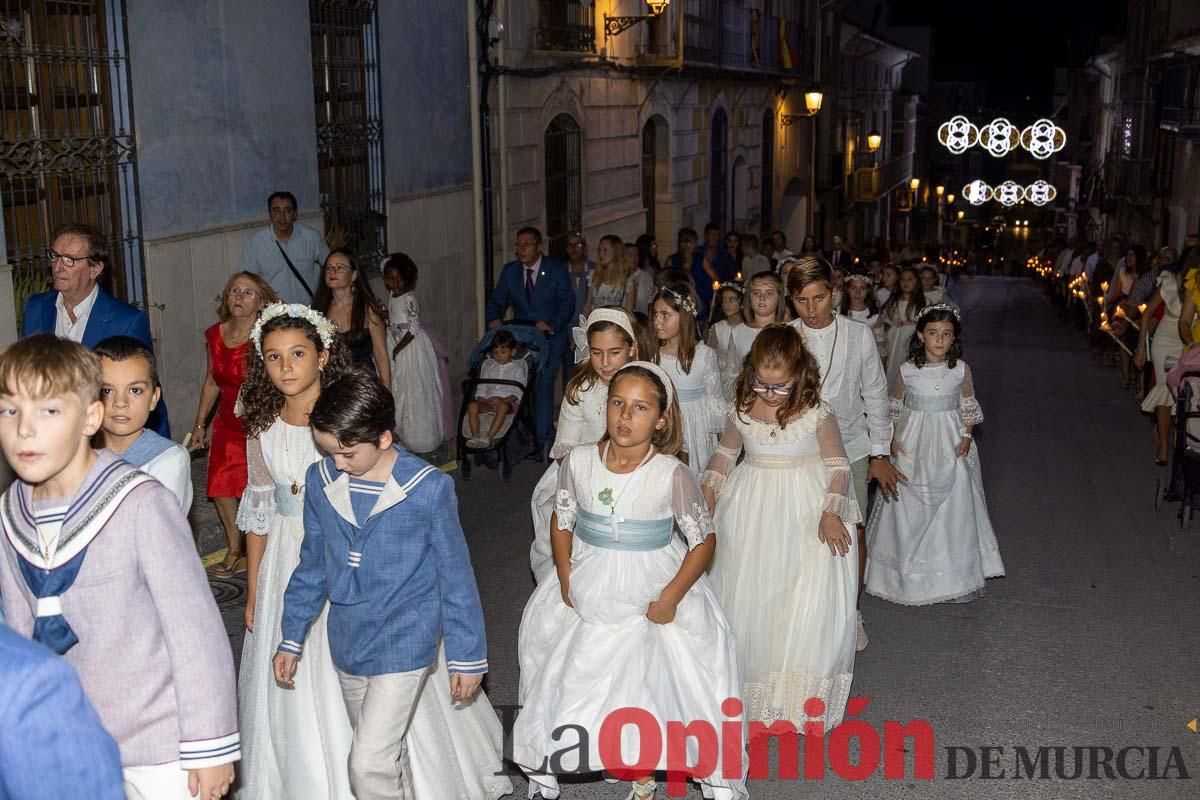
[{"x1": 282, "y1": 424, "x2": 302, "y2": 494}]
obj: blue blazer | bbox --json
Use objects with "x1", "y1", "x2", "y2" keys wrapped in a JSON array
[
  {"x1": 279, "y1": 449, "x2": 489, "y2": 678},
  {"x1": 22, "y1": 288, "x2": 170, "y2": 437},
  {"x1": 0, "y1": 625, "x2": 124, "y2": 799},
  {"x1": 485, "y1": 257, "x2": 574, "y2": 340}
]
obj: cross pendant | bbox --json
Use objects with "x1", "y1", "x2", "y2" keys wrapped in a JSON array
[{"x1": 609, "y1": 513, "x2": 624, "y2": 542}]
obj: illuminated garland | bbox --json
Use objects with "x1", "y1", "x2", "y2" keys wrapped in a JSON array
[
  {"x1": 938, "y1": 116, "x2": 1066, "y2": 159},
  {"x1": 960, "y1": 179, "x2": 1057, "y2": 207}
]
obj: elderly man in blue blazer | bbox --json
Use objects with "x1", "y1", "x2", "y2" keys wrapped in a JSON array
[
  {"x1": 22, "y1": 223, "x2": 170, "y2": 437},
  {"x1": 484, "y1": 226, "x2": 574, "y2": 447},
  {"x1": 0, "y1": 624, "x2": 124, "y2": 799}
]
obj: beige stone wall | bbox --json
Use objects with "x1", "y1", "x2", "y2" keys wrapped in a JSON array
[{"x1": 143, "y1": 211, "x2": 324, "y2": 440}]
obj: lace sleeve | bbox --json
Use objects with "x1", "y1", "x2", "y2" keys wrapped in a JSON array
[
  {"x1": 671, "y1": 463, "x2": 716, "y2": 550},
  {"x1": 888, "y1": 366, "x2": 907, "y2": 421},
  {"x1": 700, "y1": 412, "x2": 743, "y2": 501},
  {"x1": 554, "y1": 448, "x2": 579, "y2": 531},
  {"x1": 550, "y1": 393, "x2": 587, "y2": 460},
  {"x1": 235, "y1": 437, "x2": 275, "y2": 536},
  {"x1": 959, "y1": 361, "x2": 984, "y2": 425},
  {"x1": 405, "y1": 295, "x2": 421, "y2": 336},
  {"x1": 700, "y1": 346, "x2": 727, "y2": 433},
  {"x1": 816, "y1": 405, "x2": 862, "y2": 526}
]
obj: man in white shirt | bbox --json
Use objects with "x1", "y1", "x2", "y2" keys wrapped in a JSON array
[
  {"x1": 241, "y1": 191, "x2": 329, "y2": 304},
  {"x1": 787, "y1": 256, "x2": 904, "y2": 653}
]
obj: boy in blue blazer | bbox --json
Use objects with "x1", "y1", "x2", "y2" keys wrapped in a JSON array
[{"x1": 274, "y1": 370, "x2": 489, "y2": 800}]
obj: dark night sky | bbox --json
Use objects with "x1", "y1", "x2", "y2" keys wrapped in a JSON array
[{"x1": 887, "y1": 0, "x2": 1127, "y2": 111}]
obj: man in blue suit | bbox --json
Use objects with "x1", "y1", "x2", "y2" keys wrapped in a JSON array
[
  {"x1": 485, "y1": 226, "x2": 574, "y2": 448},
  {"x1": 0, "y1": 624, "x2": 124, "y2": 799},
  {"x1": 22, "y1": 223, "x2": 170, "y2": 437}
]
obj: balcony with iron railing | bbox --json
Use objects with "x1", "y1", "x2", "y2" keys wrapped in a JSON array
[
  {"x1": 683, "y1": 0, "x2": 806, "y2": 74},
  {"x1": 535, "y1": 0, "x2": 595, "y2": 52},
  {"x1": 1160, "y1": 105, "x2": 1200, "y2": 137}
]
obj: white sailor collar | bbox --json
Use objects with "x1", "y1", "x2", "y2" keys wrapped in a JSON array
[{"x1": 317, "y1": 448, "x2": 440, "y2": 529}]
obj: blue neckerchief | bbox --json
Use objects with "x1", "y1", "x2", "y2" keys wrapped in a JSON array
[
  {"x1": 119, "y1": 429, "x2": 174, "y2": 468},
  {"x1": 18, "y1": 549, "x2": 86, "y2": 654}
]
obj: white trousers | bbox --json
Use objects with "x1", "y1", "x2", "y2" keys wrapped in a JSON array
[
  {"x1": 123, "y1": 761, "x2": 190, "y2": 800},
  {"x1": 337, "y1": 666, "x2": 429, "y2": 800}
]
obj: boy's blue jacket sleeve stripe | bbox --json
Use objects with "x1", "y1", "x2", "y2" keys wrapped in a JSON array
[
  {"x1": 278, "y1": 463, "x2": 330, "y2": 658},
  {"x1": 428, "y1": 475, "x2": 489, "y2": 674}
]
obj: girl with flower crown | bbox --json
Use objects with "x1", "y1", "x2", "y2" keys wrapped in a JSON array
[
  {"x1": 723, "y1": 270, "x2": 789, "y2": 392},
  {"x1": 236, "y1": 304, "x2": 357, "y2": 798},
  {"x1": 865, "y1": 305, "x2": 1005, "y2": 606},
  {"x1": 651, "y1": 282, "x2": 724, "y2": 477},
  {"x1": 514, "y1": 362, "x2": 746, "y2": 800},
  {"x1": 529, "y1": 307, "x2": 644, "y2": 582}
]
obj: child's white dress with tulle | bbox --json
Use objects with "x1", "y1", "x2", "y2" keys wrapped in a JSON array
[
  {"x1": 703, "y1": 402, "x2": 861, "y2": 728},
  {"x1": 659, "y1": 344, "x2": 725, "y2": 478},
  {"x1": 237, "y1": 420, "x2": 514, "y2": 800},
  {"x1": 882, "y1": 300, "x2": 917, "y2": 385},
  {"x1": 722, "y1": 323, "x2": 764, "y2": 395},
  {"x1": 389, "y1": 291, "x2": 445, "y2": 453},
  {"x1": 846, "y1": 307, "x2": 886, "y2": 360},
  {"x1": 709, "y1": 319, "x2": 741, "y2": 402},
  {"x1": 514, "y1": 444, "x2": 747, "y2": 800},
  {"x1": 865, "y1": 360, "x2": 1004, "y2": 605},
  {"x1": 529, "y1": 381, "x2": 609, "y2": 582}
]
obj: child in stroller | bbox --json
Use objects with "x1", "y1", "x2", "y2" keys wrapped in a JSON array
[
  {"x1": 466, "y1": 330, "x2": 528, "y2": 448},
  {"x1": 458, "y1": 323, "x2": 549, "y2": 481}
]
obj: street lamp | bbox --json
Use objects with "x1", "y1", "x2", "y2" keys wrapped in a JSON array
[
  {"x1": 936, "y1": 185, "x2": 945, "y2": 197},
  {"x1": 910, "y1": 177, "x2": 920, "y2": 191},
  {"x1": 804, "y1": 83, "x2": 824, "y2": 114},
  {"x1": 946, "y1": 193, "x2": 955, "y2": 204},
  {"x1": 957, "y1": 210, "x2": 965, "y2": 220},
  {"x1": 603, "y1": 0, "x2": 670, "y2": 42},
  {"x1": 866, "y1": 130, "x2": 882, "y2": 152}
]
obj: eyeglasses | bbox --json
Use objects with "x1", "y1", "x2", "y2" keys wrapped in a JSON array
[
  {"x1": 749, "y1": 378, "x2": 796, "y2": 397},
  {"x1": 46, "y1": 250, "x2": 92, "y2": 268},
  {"x1": 228, "y1": 287, "x2": 260, "y2": 299},
  {"x1": 325, "y1": 263, "x2": 352, "y2": 273}
]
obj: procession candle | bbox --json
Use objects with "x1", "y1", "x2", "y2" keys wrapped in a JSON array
[
  {"x1": 712, "y1": 280, "x2": 720, "y2": 291},
  {"x1": 736, "y1": 272, "x2": 742, "y2": 281},
  {"x1": 1101, "y1": 281, "x2": 1109, "y2": 292}
]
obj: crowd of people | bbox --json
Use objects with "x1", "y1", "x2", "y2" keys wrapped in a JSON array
[
  {"x1": 0, "y1": 202, "x2": 1003, "y2": 800},
  {"x1": 1040, "y1": 232, "x2": 1200, "y2": 465}
]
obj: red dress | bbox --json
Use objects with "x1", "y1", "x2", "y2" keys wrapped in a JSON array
[{"x1": 205, "y1": 323, "x2": 251, "y2": 498}]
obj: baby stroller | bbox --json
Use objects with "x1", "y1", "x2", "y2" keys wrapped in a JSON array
[
  {"x1": 457, "y1": 322, "x2": 550, "y2": 482},
  {"x1": 1155, "y1": 366, "x2": 1200, "y2": 549}
]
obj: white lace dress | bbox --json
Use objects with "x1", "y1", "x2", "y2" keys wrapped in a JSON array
[
  {"x1": 238, "y1": 420, "x2": 514, "y2": 800},
  {"x1": 659, "y1": 344, "x2": 725, "y2": 478},
  {"x1": 881, "y1": 300, "x2": 917, "y2": 385},
  {"x1": 865, "y1": 361, "x2": 1005, "y2": 605},
  {"x1": 702, "y1": 403, "x2": 861, "y2": 728},
  {"x1": 237, "y1": 420, "x2": 353, "y2": 799},
  {"x1": 389, "y1": 291, "x2": 445, "y2": 453},
  {"x1": 1142, "y1": 271, "x2": 1184, "y2": 412},
  {"x1": 529, "y1": 382, "x2": 610, "y2": 582},
  {"x1": 723, "y1": 323, "x2": 766, "y2": 395},
  {"x1": 514, "y1": 444, "x2": 746, "y2": 800},
  {"x1": 708, "y1": 319, "x2": 742, "y2": 403}
]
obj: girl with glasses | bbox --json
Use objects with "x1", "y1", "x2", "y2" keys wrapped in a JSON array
[{"x1": 701, "y1": 324, "x2": 861, "y2": 729}]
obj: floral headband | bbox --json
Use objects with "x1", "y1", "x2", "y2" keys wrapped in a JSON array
[
  {"x1": 251, "y1": 303, "x2": 339, "y2": 356},
  {"x1": 718, "y1": 281, "x2": 744, "y2": 294},
  {"x1": 615, "y1": 360, "x2": 675, "y2": 408},
  {"x1": 845, "y1": 273, "x2": 875, "y2": 285},
  {"x1": 915, "y1": 302, "x2": 961, "y2": 323},
  {"x1": 659, "y1": 286, "x2": 698, "y2": 316},
  {"x1": 572, "y1": 308, "x2": 637, "y2": 364}
]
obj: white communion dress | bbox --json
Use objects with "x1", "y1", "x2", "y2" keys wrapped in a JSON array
[
  {"x1": 389, "y1": 291, "x2": 446, "y2": 453},
  {"x1": 659, "y1": 344, "x2": 725, "y2": 479},
  {"x1": 514, "y1": 443, "x2": 747, "y2": 800},
  {"x1": 865, "y1": 360, "x2": 1005, "y2": 605},
  {"x1": 845, "y1": 307, "x2": 886, "y2": 361},
  {"x1": 722, "y1": 323, "x2": 767, "y2": 396},
  {"x1": 881, "y1": 299, "x2": 918, "y2": 385},
  {"x1": 708, "y1": 318, "x2": 742, "y2": 403},
  {"x1": 703, "y1": 402, "x2": 861, "y2": 728},
  {"x1": 237, "y1": 419, "x2": 513, "y2": 800},
  {"x1": 529, "y1": 381, "x2": 610, "y2": 582}
]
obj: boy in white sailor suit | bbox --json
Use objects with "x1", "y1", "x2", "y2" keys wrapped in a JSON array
[
  {"x1": 0, "y1": 335, "x2": 238, "y2": 800},
  {"x1": 273, "y1": 370, "x2": 490, "y2": 800}
]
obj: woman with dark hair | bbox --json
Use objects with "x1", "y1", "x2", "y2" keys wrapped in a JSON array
[{"x1": 311, "y1": 248, "x2": 390, "y2": 386}]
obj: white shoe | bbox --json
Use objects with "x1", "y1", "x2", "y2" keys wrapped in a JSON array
[
  {"x1": 467, "y1": 436, "x2": 487, "y2": 448},
  {"x1": 856, "y1": 610, "x2": 869, "y2": 652}
]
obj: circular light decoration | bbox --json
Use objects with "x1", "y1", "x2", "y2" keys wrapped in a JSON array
[
  {"x1": 937, "y1": 115, "x2": 979, "y2": 155},
  {"x1": 1024, "y1": 179, "x2": 1057, "y2": 206},
  {"x1": 996, "y1": 180, "x2": 1023, "y2": 207},
  {"x1": 962, "y1": 180, "x2": 993, "y2": 206},
  {"x1": 1020, "y1": 118, "x2": 1066, "y2": 159},
  {"x1": 979, "y1": 117, "x2": 1020, "y2": 157}
]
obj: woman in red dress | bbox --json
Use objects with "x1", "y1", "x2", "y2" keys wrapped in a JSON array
[{"x1": 189, "y1": 271, "x2": 279, "y2": 577}]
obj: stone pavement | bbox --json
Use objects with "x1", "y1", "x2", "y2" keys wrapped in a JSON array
[{"x1": 206, "y1": 277, "x2": 1200, "y2": 798}]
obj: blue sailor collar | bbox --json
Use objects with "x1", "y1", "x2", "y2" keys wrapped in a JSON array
[
  {"x1": 118, "y1": 429, "x2": 175, "y2": 469},
  {"x1": 1, "y1": 450, "x2": 152, "y2": 569},
  {"x1": 317, "y1": 446, "x2": 439, "y2": 528}
]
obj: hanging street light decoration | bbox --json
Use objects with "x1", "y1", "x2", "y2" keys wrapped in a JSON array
[
  {"x1": 1023, "y1": 179, "x2": 1057, "y2": 206},
  {"x1": 979, "y1": 118, "x2": 1020, "y2": 157},
  {"x1": 996, "y1": 181, "x2": 1024, "y2": 207},
  {"x1": 1020, "y1": 118, "x2": 1066, "y2": 159},
  {"x1": 963, "y1": 179, "x2": 993, "y2": 205},
  {"x1": 937, "y1": 115, "x2": 979, "y2": 154}
]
